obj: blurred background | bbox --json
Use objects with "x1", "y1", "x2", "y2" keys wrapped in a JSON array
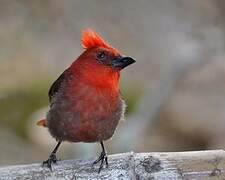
[{"x1": 1, "y1": 0, "x2": 225, "y2": 166}]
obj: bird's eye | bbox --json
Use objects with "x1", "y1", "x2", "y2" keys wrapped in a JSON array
[{"x1": 96, "y1": 51, "x2": 106, "y2": 60}]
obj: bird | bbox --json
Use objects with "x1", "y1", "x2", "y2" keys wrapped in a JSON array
[{"x1": 37, "y1": 29, "x2": 135, "y2": 173}]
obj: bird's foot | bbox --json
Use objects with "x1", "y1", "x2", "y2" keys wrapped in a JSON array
[
  {"x1": 92, "y1": 151, "x2": 108, "y2": 173},
  {"x1": 42, "y1": 153, "x2": 59, "y2": 171}
]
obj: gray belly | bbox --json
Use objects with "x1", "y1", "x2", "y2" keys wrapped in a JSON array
[{"x1": 47, "y1": 96, "x2": 126, "y2": 142}]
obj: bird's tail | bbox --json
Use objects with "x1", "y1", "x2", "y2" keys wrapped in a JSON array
[{"x1": 36, "y1": 118, "x2": 47, "y2": 127}]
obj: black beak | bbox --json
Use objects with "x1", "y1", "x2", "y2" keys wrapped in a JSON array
[{"x1": 112, "y1": 56, "x2": 136, "y2": 69}]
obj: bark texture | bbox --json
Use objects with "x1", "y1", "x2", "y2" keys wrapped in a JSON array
[{"x1": 0, "y1": 150, "x2": 225, "y2": 179}]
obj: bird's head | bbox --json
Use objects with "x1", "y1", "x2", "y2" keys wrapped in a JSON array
[{"x1": 71, "y1": 29, "x2": 135, "y2": 90}]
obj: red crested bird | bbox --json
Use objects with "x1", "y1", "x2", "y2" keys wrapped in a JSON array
[{"x1": 37, "y1": 29, "x2": 135, "y2": 173}]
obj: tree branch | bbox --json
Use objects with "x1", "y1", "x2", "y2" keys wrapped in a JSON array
[{"x1": 0, "y1": 150, "x2": 225, "y2": 179}]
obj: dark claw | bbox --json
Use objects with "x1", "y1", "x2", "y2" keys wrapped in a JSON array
[
  {"x1": 42, "y1": 153, "x2": 58, "y2": 171},
  {"x1": 92, "y1": 151, "x2": 108, "y2": 173}
]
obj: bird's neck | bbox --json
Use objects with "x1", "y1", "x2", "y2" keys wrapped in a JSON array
[{"x1": 71, "y1": 62, "x2": 120, "y2": 93}]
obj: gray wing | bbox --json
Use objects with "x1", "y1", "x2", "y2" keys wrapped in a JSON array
[{"x1": 48, "y1": 70, "x2": 68, "y2": 103}]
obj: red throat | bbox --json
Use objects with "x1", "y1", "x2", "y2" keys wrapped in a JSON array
[{"x1": 72, "y1": 61, "x2": 120, "y2": 92}]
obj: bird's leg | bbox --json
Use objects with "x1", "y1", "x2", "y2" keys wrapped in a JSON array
[
  {"x1": 42, "y1": 141, "x2": 62, "y2": 171},
  {"x1": 92, "y1": 141, "x2": 108, "y2": 173}
]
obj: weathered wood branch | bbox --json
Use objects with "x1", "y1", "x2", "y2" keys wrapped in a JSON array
[{"x1": 0, "y1": 150, "x2": 225, "y2": 179}]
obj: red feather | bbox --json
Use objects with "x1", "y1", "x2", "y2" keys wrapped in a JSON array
[
  {"x1": 81, "y1": 29, "x2": 111, "y2": 49},
  {"x1": 37, "y1": 118, "x2": 47, "y2": 127}
]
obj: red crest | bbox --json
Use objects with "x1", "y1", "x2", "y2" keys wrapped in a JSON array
[{"x1": 81, "y1": 29, "x2": 111, "y2": 49}]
